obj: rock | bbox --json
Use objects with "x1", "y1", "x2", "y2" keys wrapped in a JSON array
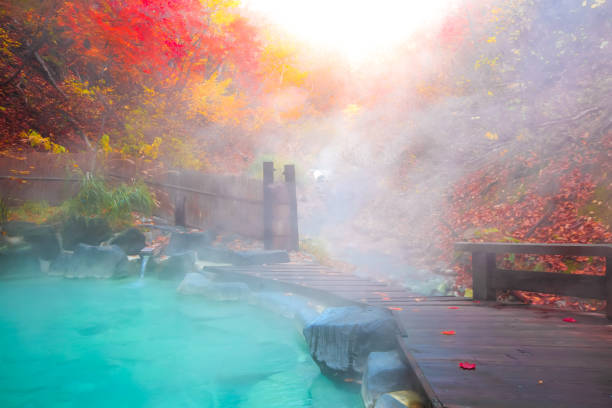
[
  {"x1": 177, "y1": 272, "x2": 250, "y2": 300},
  {"x1": 374, "y1": 392, "x2": 424, "y2": 408},
  {"x1": 64, "y1": 244, "x2": 126, "y2": 279},
  {"x1": 49, "y1": 251, "x2": 72, "y2": 276},
  {"x1": 2, "y1": 221, "x2": 60, "y2": 260},
  {"x1": 303, "y1": 306, "x2": 398, "y2": 379},
  {"x1": 197, "y1": 246, "x2": 236, "y2": 263},
  {"x1": 109, "y1": 228, "x2": 146, "y2": 255},
  {"x1": 361, "y1": 351, "x2": 415, "y2": 408},
  {"x1": 61, "y1": 216, "x2": 112, "y2": 250},
  {"x1": 232, "y1": 250, "x2": 290, "y2": 266},
  {"x1": 115, "y1": 257, "x2": 141, "y2": 278},
  {"x1": 165, "y1": 231, "x2": 216, "y2": 256},
  {"x1": 156, "y1": 250, "x2": 197, "y2": 280},
  {"x1": 196, "y1": 247, "x2": 291, "y2": 265},
  {"x1": 0, "y1": 246, "x2": 41, "y2": 276}
]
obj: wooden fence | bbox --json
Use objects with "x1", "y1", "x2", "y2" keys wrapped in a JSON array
[
  {"x1": 0, "y1": 153, "x2": 298, "y2": 250},
  {"x1": 455, "y1": 242, "x2": 612, "y2": 319}
]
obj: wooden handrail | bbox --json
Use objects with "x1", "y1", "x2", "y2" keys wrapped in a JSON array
[
  {"x1": 454, "y1": 242, "x2": 612, "y2": 319},
  {"x1": 455, "y1": 242, "x2": 612, "y2": 257}
]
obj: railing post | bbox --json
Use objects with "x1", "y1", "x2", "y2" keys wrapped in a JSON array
[
  {"x1": 606, "y1": 256, "x2": 611, "y2": 320},
  {"x1": 174, "y1": 195, "x2": 186, "y2": 227},
  {"x1": 472, "y1": 252, "x2": 496, "y2": 300},
  {"x1": 283, "y1": 164, "x2": 299, "y2": 251},
  {"x1": 263, "y1": 162, "x2": 274, "y2": 250}
]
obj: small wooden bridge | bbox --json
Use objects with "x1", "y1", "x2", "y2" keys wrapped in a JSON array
[{"x1": 206, "y1": 242, "x2": 612, "y2": 408}]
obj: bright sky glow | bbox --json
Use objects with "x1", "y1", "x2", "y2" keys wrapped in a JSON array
[{"x1": 243, "y1": 0, "x2": 458, "y2": 64}]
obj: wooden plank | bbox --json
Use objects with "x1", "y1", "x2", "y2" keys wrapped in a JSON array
[
  {"x1": 455, "y1": 242, "x2": 612, "y2": 257},
  {"x1": 492, "y1": 268, "x2": 606, "y2": 299},
  {"x1": 415, "y1": 361, "x2": 612, "y2": 408}
]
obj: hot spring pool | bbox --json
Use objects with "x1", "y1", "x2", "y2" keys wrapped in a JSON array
[{"x1": 0, "y1": 277, "x2": 362, "y2": 407}]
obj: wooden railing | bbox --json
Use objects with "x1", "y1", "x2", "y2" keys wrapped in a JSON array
[{"x1": 454, "y1": 242, "x2": 612, "y2": 319}]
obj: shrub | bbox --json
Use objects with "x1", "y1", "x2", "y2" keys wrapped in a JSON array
[{"x1": 64, "y1": 174, "x2": 155, "y2": 229}]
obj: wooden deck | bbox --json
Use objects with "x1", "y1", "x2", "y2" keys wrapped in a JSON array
[{"x1": 205, "y1": 263, "x2": 612, "y2": 408}]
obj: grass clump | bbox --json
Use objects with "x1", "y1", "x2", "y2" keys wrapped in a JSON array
[
  {"x1": 7, "y1": 201, "x2": 62, "y2": 224},
  {"x1": 65, "y1": 174, "x2": 155, "y2": 228}
]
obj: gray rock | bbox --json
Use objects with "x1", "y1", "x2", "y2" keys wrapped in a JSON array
[
  {"x1": 0, "y1": 246, "x2": 41, "y2": 276},
  {"x1": 177, "y1": 272, "x2": 250, "y2": 300},
  {"x1": 156, "y1": 250, "x2": 197, "y2": 280},
  {"x1": 165, "y1": 231, "x2": 216, "y2": 255},
  {"x1": 49, "y1": 251, "x2": 72, "y2": 276},
  {"x1": 197, "y1": 246, "x2": 236, "y2": 263},
  {"x1": 2, "y1": 221, "x2": 60, "y2": 260},
  {"x1": 362, "y1": 351, "x2": 415, "y2": 408},
  {"x1": 232, "y1": 250, "x2": 290, "y2": 265},
  {"x1": 61, "y1": 216, "x2": 112, "y2": 250},
  {"x1": 65, "y1": 244, "x2": 126, "y2": 279},
  {"x1": 196, "y1": 246, "x2": 290, "y2": 265},
  {"x1": 303, "y1": 306, "x2": 398, "y2": 379},
  {"x1": 115, "y1": 258, "x2": 141, "y2": 278},
  {"x1": 109, "y1": 228, "x2": 146, "y2": 255},
  {"x1": 374, "y1": 392, "x2": 424, "y2": 408}
]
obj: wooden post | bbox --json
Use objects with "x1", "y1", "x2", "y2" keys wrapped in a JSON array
[
  {"x1": 606, "y1": 256, "x2": 612, "y2": 320},
  {"x1": 263, "y1": 162, "x2": 274, "y2": 250},
  {"x1": 174, "y1": 195, "x2": 186, "y2": 227},
  {"x1": 284, "y1": 164, "x2": 299, "y2": 251},
  {"x1": 472, "y1": 252, "x2": 497, "y2": 300}
]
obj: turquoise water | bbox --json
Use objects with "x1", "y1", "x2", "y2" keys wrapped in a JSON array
[{"x1": 0, "y1": 277, "x2": 362, "y2": 408}]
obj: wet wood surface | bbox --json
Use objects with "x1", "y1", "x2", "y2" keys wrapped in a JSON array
[{"x1": 206, "y1": 263, "x2": 612, "y2": 408}]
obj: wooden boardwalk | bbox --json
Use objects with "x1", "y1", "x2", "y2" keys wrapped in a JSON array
[{"x1": 205, "y1": 263, "x2": 612, "y2": 408}]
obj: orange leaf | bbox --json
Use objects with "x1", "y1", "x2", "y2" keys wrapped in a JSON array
[
  {"x1": 388, "y1": 307, "x2": 403, "y2": 311},
  {"x1": 441, "y1": 330, "x2": 456, "y2": 335}
]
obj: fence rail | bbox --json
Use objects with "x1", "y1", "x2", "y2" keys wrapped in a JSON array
[
  {"x1": 455, "y1": 242, "x2": 612, "y2": 319},
  {"x1": 0, "y1": 153, "x2": 298, "y2": 249}
]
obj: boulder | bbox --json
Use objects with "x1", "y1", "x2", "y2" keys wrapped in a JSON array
[
  {"x1": 115, "y1": 257, "x2": 141, "y2": 278},
  {"x1": 0, "y1": 246, "x2": 41, "y2": 276},
  {"x1": 61, "y1": 216, "x2": 112, "y2": 250},
  {"x1": 177, "y1": 272, "x2": 250, "y2": 300},
  {"x1": 303, "y1": 306, "x2": 398, "y2": 379},
  {"x1": 232, "y1": 250, "x2": 290, "y2": 265},
  {"x1": 64, "y1": 244, "x2": 126, "y2": 279},
  {"x1": 362, "y1": 351, "x2": 415, "y2": 408},
  {"x1": 165, "y1": 231, "x2": 216, "y2": 255},
  {"x1": 2, "y1": 221, "x2": 60, "y2": 260},
  {"x1": 197, "y1": 246, "x2": 290, "y2": 265},
  {"x1": 49, "y1": 251, "x2": 73, "y2": 276},
  {"x1": 109, "y1": 228, "x2": 146, "y2": 255},
  {"x1": 156, "y1": 250, "x2": 197, "y2": 280},
  {"x1": 374, "y1": 392, "x2": 424, "y2": 408},
  {"x1": 197, "y1": 246, "x2": 236, "y2": 263}
]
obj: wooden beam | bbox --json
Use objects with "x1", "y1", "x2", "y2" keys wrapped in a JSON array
[
  {"x1": 263, "y1": 162, "x2": 274, "y2": 250},
  {"x1": 606, "y1": 257, "x2": 612, "y2": 320},
  {"x1": 284, "y1": 164, "x2": 299, "y2": 251},
  {"x1": 492, "y1": 269, "x2": 606, "y2": 300},
  {"x1": 455, "y1": 242, "x2": 612, "y2": 257}
]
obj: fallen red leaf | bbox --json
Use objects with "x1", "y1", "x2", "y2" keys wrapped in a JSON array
[
  {"x1": 448, "y1": 306, "x2": 460, "y2": 309},
  {"x1": 459, "y1": 362, "x2": 476, "y2": 370},
  {"x1": 441, "y1": 330, "x2": 456, "y2": 335},
  {"x1": 562, "y1": 317, "x2": 577, "y2": 323},
  {"x1": 388, "y1": 307, "x2": 403, "y2": 311}
]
